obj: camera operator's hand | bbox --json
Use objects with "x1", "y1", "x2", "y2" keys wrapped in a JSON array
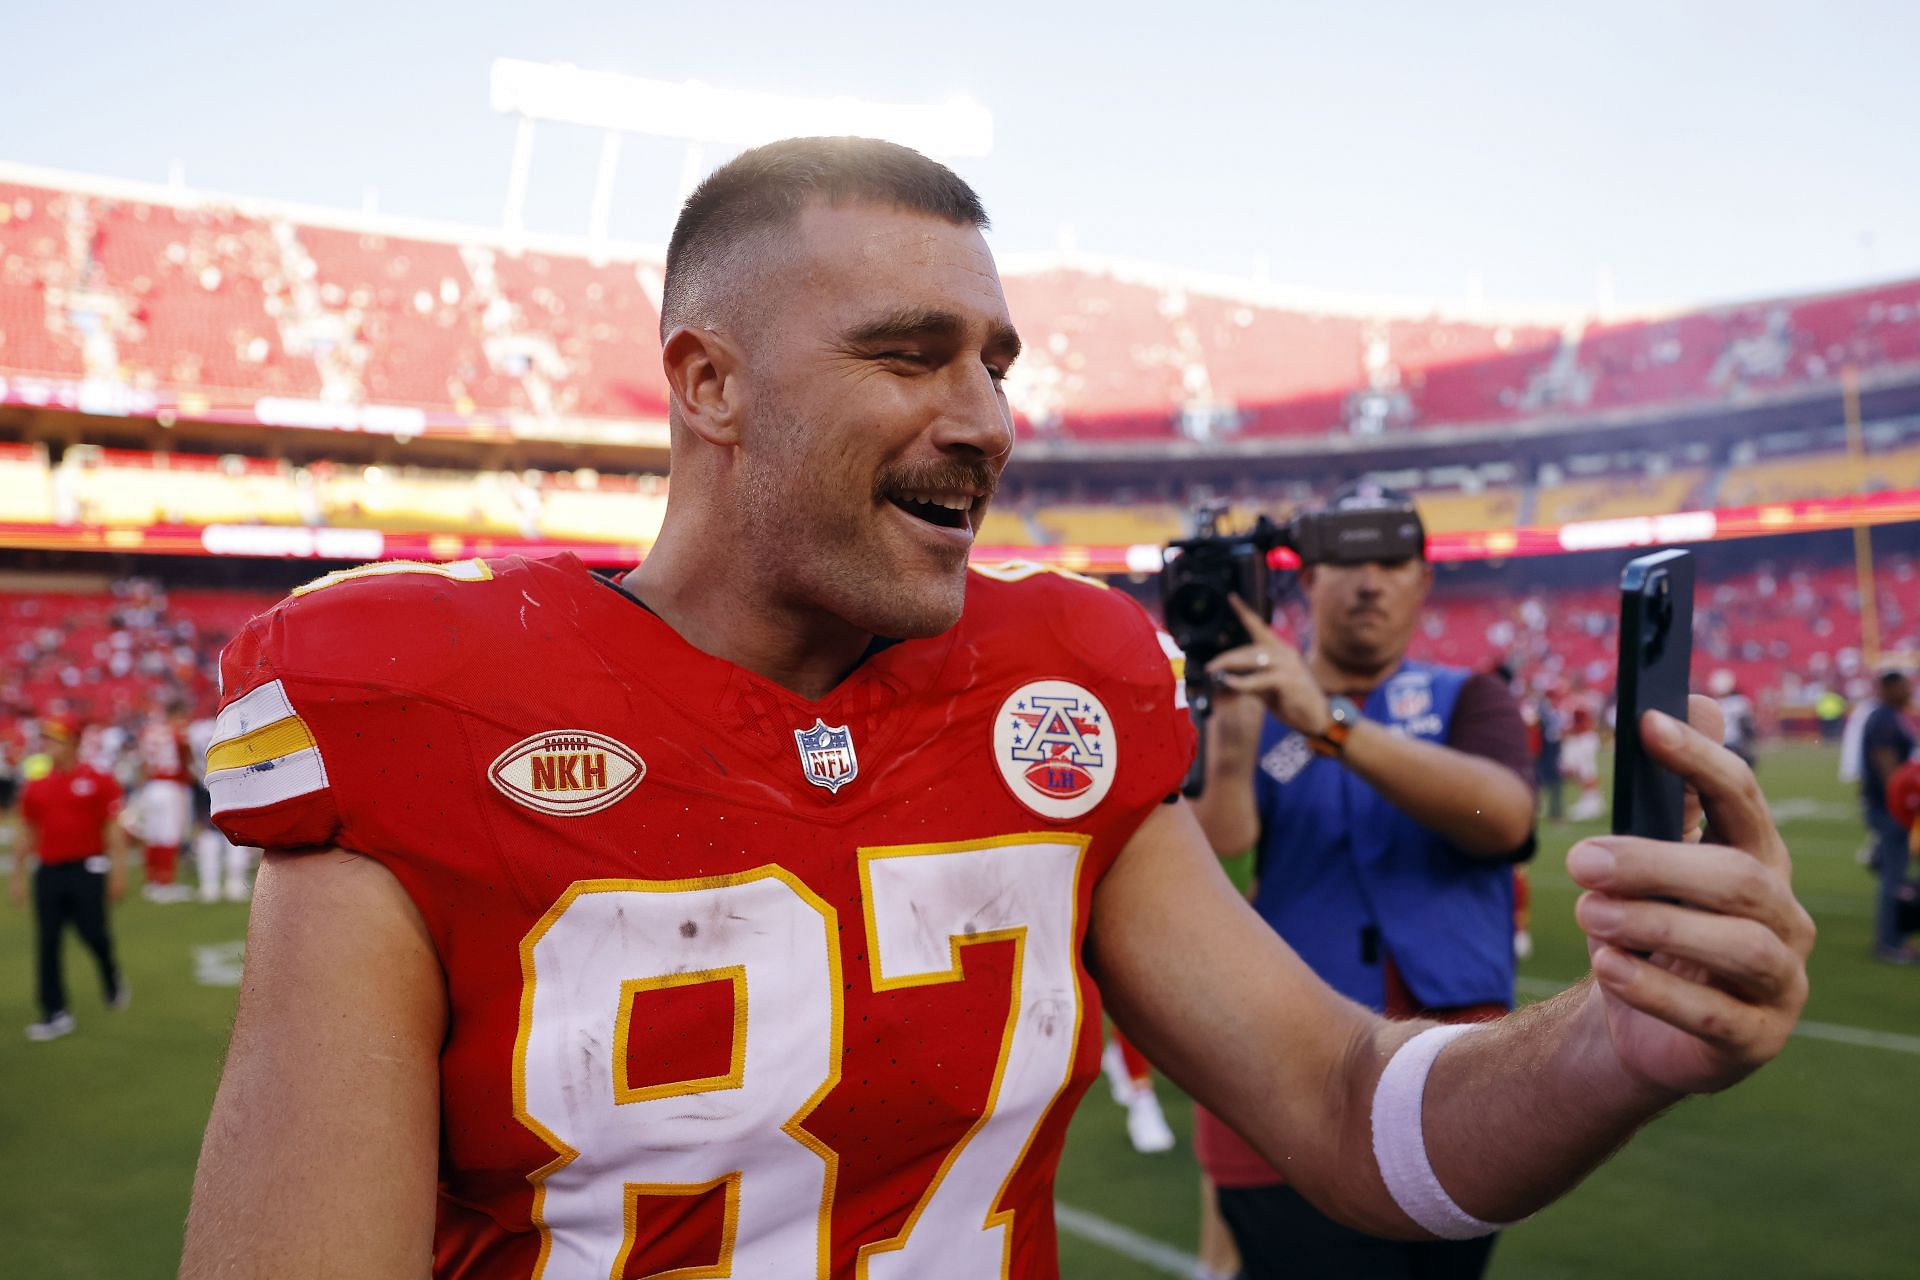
[
  {"x1": 1205, "y1": 596, "x2": 1333, "y2": 738},
  {"x1": 1568, "y1": 696, "x2": 1814, "y2": 1099}
]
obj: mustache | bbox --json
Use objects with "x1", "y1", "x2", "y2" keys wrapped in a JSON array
[{"x1": 874, "y1": 459, "x2": 1000, "y2": 503}]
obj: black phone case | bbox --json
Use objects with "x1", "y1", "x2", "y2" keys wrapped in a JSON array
[{"x1": 1612, "y1": 549, "x2": 1695, "y2": 840}]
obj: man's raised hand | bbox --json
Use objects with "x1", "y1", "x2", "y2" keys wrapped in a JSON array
[{"x1": 1568, "y1": 694, "x2": 1814, "y2": 1097}]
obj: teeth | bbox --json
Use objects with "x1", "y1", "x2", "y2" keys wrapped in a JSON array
[{"x1": 902, "y1": 491, "x2": 973, "y2": 511}]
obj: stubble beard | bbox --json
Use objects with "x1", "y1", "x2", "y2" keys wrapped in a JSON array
[{"x1": 739, "y1": 398, "x2": 973, "y2": 642}]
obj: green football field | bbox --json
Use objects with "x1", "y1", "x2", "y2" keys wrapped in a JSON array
[{"x1": 2, "y1": 742, "x2": 1916, "y2": 1278}]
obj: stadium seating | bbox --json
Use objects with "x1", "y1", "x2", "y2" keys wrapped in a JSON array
[
  {"x1": 6, "y1": 551, "x2": 1904, "y2": 746},
  {"x1": 1407, "y1": 487, "x2": 1523, "y2": 534},
  {"x1": 90, "y1": 197, "x2": 317, "y2": 399},
  {"x1": 0, "y1": 441, "x2": 52, "y2": 521},
  {"x1": 0, "y1": 582, "x2": 273, "y2": 733},
  {"x1": 5, "y1": 172, "x2": 1920, "y2": 444},
  {"x1": 1720, "y1": 444, "x2": 1920, "y2": 507},
  {"x1": 0, "y1": 182, "x2": 87, "y2": 377},
  {"x1": 55, "y1": 448, "x2": 303, "y2": 528},
  {"x1": 974, "y1": 506, "x2": 1034, "y2": 546},
  {"x1": 294, "y1": 225, "x2": 494, "y2": 409},
  {"x1": 1533, "y1": 469, "x2": 1706, "y2": 525},
  {"x1": 482, "y1": 249, "x2": 669, "y2": 419},
  {"x1": 1032, "y1": 503, "x2": 1185, "y2": 546}
]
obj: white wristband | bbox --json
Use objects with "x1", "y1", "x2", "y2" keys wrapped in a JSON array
[{"x1": 1369, "y1": 1023, "x2": 1518, "y2": 1240}]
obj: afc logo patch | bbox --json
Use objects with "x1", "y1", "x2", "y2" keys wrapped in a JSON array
[
  {"x1": 793, "y1": 718, "x2": 859, "y2": 794},
  {"x1": 994, "y1": 679, "x2": 1116, "y2": 820}
]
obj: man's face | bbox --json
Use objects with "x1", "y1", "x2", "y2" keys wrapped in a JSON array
[
  {"x1": 1303, "y1": 556, "x2": 1433, "y2": 673},
  {"x1": 47, "y1": 736, "x2": 78, "y2": 770},
  {"x1": 727, "y1": 202, "x2": 1019, "y2": 639},
  {"x1": 1890, "y1": 677, "x2": 1913, "y2": 710}
]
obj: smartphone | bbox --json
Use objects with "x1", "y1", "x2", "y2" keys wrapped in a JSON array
[{"x1": 1611, "y1": 549, "x2": 1695, "y2": 840}]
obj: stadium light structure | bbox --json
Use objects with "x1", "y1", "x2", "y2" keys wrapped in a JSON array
[{"x1": 489, "y1": 59, "x2": 993, "y2": 246}]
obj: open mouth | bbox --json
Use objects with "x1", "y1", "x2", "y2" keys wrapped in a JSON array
[{"x1": 886, "y1": 491, "x2": 976, "y2": 533}]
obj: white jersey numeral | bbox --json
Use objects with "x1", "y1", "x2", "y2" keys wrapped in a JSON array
[
  {"x1": 514, "y1": 834, "x2": 1091, "y2": 1279},
  {"x1": 517, "y1": 869, "x2": 841, "y2": 1278},
  {"x1": 855, "y1": 834, "x2": 1090, "y2": 1280}
]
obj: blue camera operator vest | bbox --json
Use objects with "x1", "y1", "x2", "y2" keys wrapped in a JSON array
[{"x1": 1249, "y1": 660, "x2": 1516, "y2": 1012}]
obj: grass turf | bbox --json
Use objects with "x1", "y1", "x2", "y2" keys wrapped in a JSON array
[{"x1": 2, "y1": 743, "x2": 1915, "y2": 1276}]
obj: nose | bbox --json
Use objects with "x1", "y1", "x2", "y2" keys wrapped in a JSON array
[{"x1": 928, "y1": 361, "x2": 1015, "y2": 461}]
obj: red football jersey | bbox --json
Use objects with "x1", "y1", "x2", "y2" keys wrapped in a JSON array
[{"x1": 208, "y1": 553, "x2": 1193, "y2": 1280}]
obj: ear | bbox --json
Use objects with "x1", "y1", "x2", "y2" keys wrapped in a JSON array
[{"x1": 661, "y1": 325, "x2": 746, "y2": 447}]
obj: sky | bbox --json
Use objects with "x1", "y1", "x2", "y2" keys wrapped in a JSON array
[{"x1": 4, "y1": 0, "x2": 1916, "y2": 312}]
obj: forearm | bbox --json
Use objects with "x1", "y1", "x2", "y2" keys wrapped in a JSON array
[
  {"x1": 1416, "y1": 983, "x2": 1678, "y2": 1224},
  {"x1": 1340, "y1": 722, "x2": 1534, "y2": 857},
  {"x1": 1190, "y1": 765, "x2": 1258, "y2": 856},
  {"x1": 1189, "y1": 708, "x2": 1263, "y2": 855}
]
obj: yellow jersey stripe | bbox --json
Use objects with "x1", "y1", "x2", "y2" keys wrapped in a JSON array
[{"x1": 205, "y1": 715, "x2": 317, "y2": 775}]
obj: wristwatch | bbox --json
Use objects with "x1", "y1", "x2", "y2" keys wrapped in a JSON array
[{"x1": 1309, "y1": 695, "x2": 1361, "y2": 758}]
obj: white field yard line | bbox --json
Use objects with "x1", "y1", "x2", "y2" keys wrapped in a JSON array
[
  {"x1": 1765, "y1": 798, "x2": 1856, "y2": 825},
  {"x1": 1515, "y1": 977, "x2": 1920, "y2": 1055},
  {"x1": 1054, "y1": 1202, "x2": 1197, "y2": 1276}
]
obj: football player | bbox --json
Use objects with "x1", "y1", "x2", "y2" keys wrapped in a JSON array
[
  {"x1": 181, "y1": 138, "x2": 1814, "y2": 1279},
  {"x1": 132, "y1": 713, "x2": 194, "y2": 902}
]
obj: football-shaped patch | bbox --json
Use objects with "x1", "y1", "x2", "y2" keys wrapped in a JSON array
[{"x1": 488, "y1": 729, "x2": 645, "y2": 817}]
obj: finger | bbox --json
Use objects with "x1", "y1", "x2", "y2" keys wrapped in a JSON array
[
  {"x1": 1638, "y1": 708, "x2": 1786, "y2": 875},
  {"x1": 1680, "y1": 695, "x2": 1722, "y2": 839},
  {"x1": 1576, "y1": 892, "x2": 1802, "y2": 1002},
  {"x1": 1589, "y1": 945, "x2": 1790, "y2": 1070},
  {"x1": 1686, "y1": 693, "x2": 1725, "y2": 751},
  {"x1": 1567, "y1": 837, "x2": 1815, "y2": 956},
  {"x1": 1215, "y1": 671, "x2": 1281, "y2": 698},
  {"x1": 1206, "y1": 640, "x2": 1278, "y2": 676},
  {"x1": 1226, "y1": 594, "x2": 1269, "y2": 628}
]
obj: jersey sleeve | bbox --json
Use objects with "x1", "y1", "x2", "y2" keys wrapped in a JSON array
[
  {"x1": 1048, "y1": 579, "x2": 1198, "y2": 826},
  {"x1": 204, "y1": 616, "x2": 344, "y2": 851},
  {"x1": 1446, "y1": 672, "x2": 1536, "y2": 788}
]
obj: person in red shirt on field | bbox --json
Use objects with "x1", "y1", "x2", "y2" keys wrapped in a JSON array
[
  {"x1": 1881, "y1": 757, "x2": 1920, "y2": 951},
  {"x1": 9, "y1": 717, "x2": 130, "y2": 1041}
]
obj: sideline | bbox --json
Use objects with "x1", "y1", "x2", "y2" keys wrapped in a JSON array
[
  {"x1": 1055, "y1": 1202, "x2": 1197, "y2": 1276},
  {"x1": 1515, "y1": 976, "x2": 1920, "y2": 1055}
]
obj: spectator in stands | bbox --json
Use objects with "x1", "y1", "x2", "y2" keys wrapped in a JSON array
[
  {"x1": 9, "y1": 717, "x2": 130, "y2": 1041},
  {"x1": 1861, "y1": 670, "x2": 1919, "y2": 965},
  {"x1": 1187, "y1": 484, "x2": 1536, "y2": 1279}
]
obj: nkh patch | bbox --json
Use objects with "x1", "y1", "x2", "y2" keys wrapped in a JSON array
[
  {"x1": 994, "y1": 680, "x2": 1116, "y2": 820},
  {"x1": 793, "y1": 719, "x2": 859, "y2": 794},
  {"x1": 489, "y1": 729, "x2": 645, "y2": 817}
]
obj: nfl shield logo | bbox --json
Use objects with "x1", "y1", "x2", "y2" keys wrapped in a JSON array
[
  {"x1": 1387, "y1": 675, "x2": 1431, "y2": 722},
  {"x1": 793, "y1": 718, "x2": 859, "y2": 794}
]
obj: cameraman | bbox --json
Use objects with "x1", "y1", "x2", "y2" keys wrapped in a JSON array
[{"x1": 1188, "y1": 484, "x2": 1536, "y2": 1280}]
